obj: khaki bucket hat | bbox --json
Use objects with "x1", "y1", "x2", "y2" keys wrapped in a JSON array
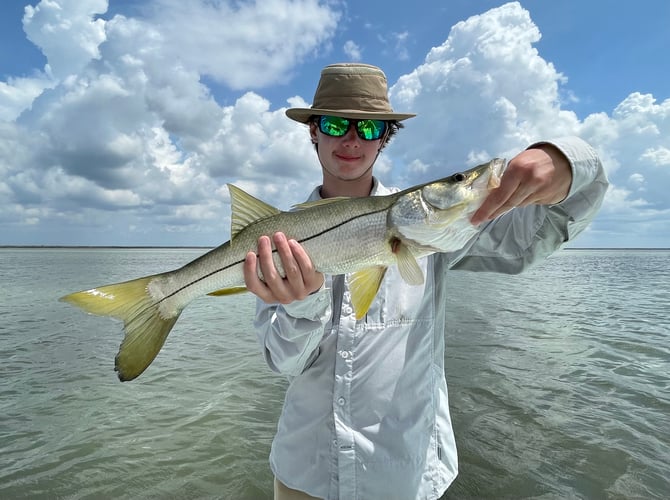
[{"x1": 286, "y1": 63, "x2": 416, "y2": 123}]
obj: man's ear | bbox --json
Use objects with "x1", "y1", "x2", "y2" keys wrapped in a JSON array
[{"x1": 309, "y1": 122, "x2": 318, "y2": 144}]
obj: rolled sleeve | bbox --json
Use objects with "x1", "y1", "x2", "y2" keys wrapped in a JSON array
[
  {"x1": 532, "y1": 137, "x2": 610, "y2": 240},
  {"x1": 449, "y1": 136, "x2": 609, "y2": 273}
]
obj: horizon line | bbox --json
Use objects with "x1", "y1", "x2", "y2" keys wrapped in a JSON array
[{"x1": 1, "y1": 245, "x2": 669, "y2": 251}]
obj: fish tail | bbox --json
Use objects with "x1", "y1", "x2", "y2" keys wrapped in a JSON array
[{"x1": 60, "y1": 275, "x2": 180, "y2": 382}]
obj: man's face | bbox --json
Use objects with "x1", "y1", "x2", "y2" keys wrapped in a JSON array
[{"x1": 310, "y1": 117, "x2": 384, "y2": 184}]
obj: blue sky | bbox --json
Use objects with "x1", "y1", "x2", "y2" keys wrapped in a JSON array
[{"x1": 1, "y1": 0, "x2": 669, "y2": 247}]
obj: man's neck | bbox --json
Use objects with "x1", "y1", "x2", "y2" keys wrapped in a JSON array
[{"x1": 320, "y1": 175, "x2": 374, "y2": 199}]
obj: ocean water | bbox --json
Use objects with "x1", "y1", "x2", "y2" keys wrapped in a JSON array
[{"x1": 0, "y1": 247, "x2": 668, "y2": 499}]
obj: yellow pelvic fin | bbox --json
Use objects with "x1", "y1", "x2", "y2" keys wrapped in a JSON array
[
  {"x1": 60, "y1": 275, "x2": 180, "y2": 382},
  {"x1": 207, "y1": 286, "x2": 248, "y2": 297},
  {"x1": 393, "y1": 241, "x2": 425, "y2": 286},
  {"x1": 227, "y1": 183, "x2": 281, "y2": 239},
  {"x1": 348, "y1": 266, "x2": 387, "y2": 320}
]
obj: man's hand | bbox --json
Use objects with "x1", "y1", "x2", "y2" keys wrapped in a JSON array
[
  {"x1": 471, "y1": 144, "x2": 573, "y2": 225},
  {"x1": 244, "y1": 232, "x2": 325, "y2": 304}
]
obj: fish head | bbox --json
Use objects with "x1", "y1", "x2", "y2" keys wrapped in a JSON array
[
  {"x1": 421, "y1": 158, "x2": 506, "y2": 210},
  {"x1": 390, "y1": 158, "x2": 507, "y2": 252}
]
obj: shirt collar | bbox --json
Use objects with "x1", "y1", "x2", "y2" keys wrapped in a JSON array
[{"x1": 307, "y1": 177, "x2": 392, "y2": 202}]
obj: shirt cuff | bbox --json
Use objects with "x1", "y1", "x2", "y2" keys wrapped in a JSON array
[
  {"x1": 528, "y1": 136, "x2": 601, "y2": 202},
  {"x1": 282, "y1": 285, "x2": 331, "y2": 321}
]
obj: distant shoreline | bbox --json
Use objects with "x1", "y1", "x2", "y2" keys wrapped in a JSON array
[{"x1": 1, "y1": 245, "x2": 668, "y2": 251}]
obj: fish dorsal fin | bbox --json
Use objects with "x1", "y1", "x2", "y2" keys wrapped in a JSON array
[
  {"x1": 228, "y1": 184, "x2": 281, "y2": 239},
  {"x1": 348, "y1": 267, "x2": 387, "y2": 320},
  {"x1": 393, "y1": 240, "x2": 425, "y2": 286},
  {"x1": 292, "y1": 197, "x2": 350, "y2": 210}
]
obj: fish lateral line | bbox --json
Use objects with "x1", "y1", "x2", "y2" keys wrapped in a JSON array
[
  {"x1": 160, "y1": 258, "x2": 246, "y2": 302},
  {"x1": 170, "y1": 203, "x2": 391, "y2": 300},
  {"x1": 163, "y1": 207, "x2": 383, "y2": 299}
]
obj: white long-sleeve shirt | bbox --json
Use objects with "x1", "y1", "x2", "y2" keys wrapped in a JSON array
[{"x1": 254, "y1": 137, "x2": 609, "y2": 500}]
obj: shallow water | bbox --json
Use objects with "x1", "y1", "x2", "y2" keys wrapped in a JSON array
[{"x1": 1, "y1": 248, "x2": 668, "y2": 499}]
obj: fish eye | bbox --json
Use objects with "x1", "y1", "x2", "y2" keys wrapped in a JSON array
[{"x1": 451, "y1": 172, "x2": 465, "y2": 182}]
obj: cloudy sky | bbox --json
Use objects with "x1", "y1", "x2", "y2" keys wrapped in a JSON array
[{"x1": 1, "y1": 0, "x2": 668, "y2": 248}]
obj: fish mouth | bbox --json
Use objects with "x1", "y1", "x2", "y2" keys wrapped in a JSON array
[{"x1": 486, "y1": 158, "x2": 507, "y2": 189}]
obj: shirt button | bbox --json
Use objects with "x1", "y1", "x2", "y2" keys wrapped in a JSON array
[
  {"x1": 339, "y1": 350, "x2": 349, "y2": 359},
  {"x1": 337, "y1": 397, "x2": 346, "y2": 406}
]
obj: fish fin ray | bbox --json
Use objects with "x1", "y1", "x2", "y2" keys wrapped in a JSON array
[
  {"x1": 292, "y1": 197, "x2": 350, "y2": 210},
  {"x1": 60, "y1": 275, "x2": 180, "y2": 382},
  {"x1": 394, "y1": 242, "x2": 425, "y2": 285},
  {"x1": 207, "y1": 286, "x2": 248, "y2": 296},
  {"x1": 228, "y1": 184, "x2": 281, "y2": 239},
  {"x1": 349, "y1": 267, "x2": 387, "y2": 320}
]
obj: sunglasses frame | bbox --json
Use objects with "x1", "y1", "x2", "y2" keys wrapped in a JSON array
[{"x1": 317, "y1": 115, "x2": 388, "y2": 141}]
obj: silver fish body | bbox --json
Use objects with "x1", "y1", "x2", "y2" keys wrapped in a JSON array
[{"x1": 61, "y1": 158, "x2": 506, "y2": 381}]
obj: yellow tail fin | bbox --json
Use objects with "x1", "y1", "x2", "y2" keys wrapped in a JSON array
[{"x1": 60, "y1": 275, "x2": 180, "y2": 382}]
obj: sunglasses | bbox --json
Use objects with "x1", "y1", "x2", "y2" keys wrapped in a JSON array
[{"x1": 317, "y1": 115, "x2": 387, "y2": 141}]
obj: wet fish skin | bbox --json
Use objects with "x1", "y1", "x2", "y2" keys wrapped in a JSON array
[{"x1": 60, "y1": 158, "x2": 505, "y2": 381}]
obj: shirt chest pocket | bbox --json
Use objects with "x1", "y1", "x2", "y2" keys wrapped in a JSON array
[{"x1": 363, "y1": 257, "x2": 431, "y2": 327}]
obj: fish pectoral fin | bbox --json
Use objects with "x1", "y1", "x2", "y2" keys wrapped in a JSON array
[
  {"x1": 207, "y1": 286, "x2": 248, "y2": 297},
  {"x1": 228, "y1": 184, "x2": 282, "y2": 239},
  {"x1": 60, "y1": 275, "x2": 180, "y2": 382},
  {"x1": 349, "y1": 267, "x2": 387, "y2": 320},
  {"x1": 394, "y1": 241, "x2": 425, "y2": 286}
]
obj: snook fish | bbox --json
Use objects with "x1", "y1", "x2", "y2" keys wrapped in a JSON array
[{"x1": 61, "y1": 158, "x2": 506, "y2": 381}]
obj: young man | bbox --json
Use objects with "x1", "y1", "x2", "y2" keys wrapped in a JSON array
[{"x1": 243, "y1": 63, "x2": 608, "y2": 500}]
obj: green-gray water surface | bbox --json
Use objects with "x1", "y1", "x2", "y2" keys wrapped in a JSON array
[{"x1": 1, "y1": 248, "x2": 668, "y2": 499}]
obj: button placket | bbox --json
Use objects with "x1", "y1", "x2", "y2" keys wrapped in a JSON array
[{"x1": 333, "y1": 297, "x2": 356, "y2": 488}]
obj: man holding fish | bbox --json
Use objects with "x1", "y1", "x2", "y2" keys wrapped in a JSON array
[
  {"x1": 243, "y1": 63, "x2": 609, "y2": 500},
  {"x1": 60, "y1": 62, "x2": 608, "y2": 500}
]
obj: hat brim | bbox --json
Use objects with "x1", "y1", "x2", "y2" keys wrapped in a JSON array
[{"x1": 286, "y1": 107, "x2": 416, "y2": 123}]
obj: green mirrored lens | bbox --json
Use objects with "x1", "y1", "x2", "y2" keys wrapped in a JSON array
[
  {"x1": 319, "y1": 116, "x2": 349, "y2": 137},
  {"x1": 356, "y1": 119, "x2": 386, "y2": 140}
]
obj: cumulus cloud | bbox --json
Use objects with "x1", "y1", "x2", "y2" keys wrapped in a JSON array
[
  {"x1": 145, "y1": 0, "x2": 340, "y2": 89},
  {"x1": 384, "y1": 2, "x2": 668, "y2": 246},
  {"x1": 0, "y1": 75, "x2": 54, "y2": 121},
  {"x1": 390, "y1": 2, "x2": 579, "y2": 180},
  {"x1": 23, "y1": 0, "x2": 108, "y2": 80},
  {"x1": 578, "y1": 92, "x2": 670, "y2": 243},
  {"x1": 1, "y1": 1, "x2": 668, "y2": 247},
  {"x1": 1, "y1": 0, "x2": 331, "y2": 245}
]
